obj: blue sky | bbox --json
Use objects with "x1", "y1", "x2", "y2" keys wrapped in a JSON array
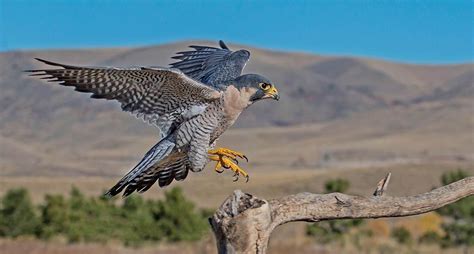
[{"x1": 0, "y1": 0, "x2": 472, "y2": 63}]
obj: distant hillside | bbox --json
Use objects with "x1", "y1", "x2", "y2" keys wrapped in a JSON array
[{"x1": 0, "y1": 41, "x2": 472, "y2": 176}]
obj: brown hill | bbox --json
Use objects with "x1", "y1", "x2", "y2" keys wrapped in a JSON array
[{"x1": 0, "y1": 41, "x2": 472, "y2": 177}]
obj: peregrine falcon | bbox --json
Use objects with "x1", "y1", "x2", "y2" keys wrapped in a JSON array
[{"x1": 27, "y1": 40, "x2": 280, "y2": 197}]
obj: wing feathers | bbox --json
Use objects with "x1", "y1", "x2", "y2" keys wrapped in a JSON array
[
  {"x1": 219, "y1": 40, "x2": 230, "y2": 50},
  {"x1": 27, "y1": 43, "x2": 239, "y2": 197},
  {"x1": 28, "y1": 58, "x2": 221, "y2": 136},
  {"x1": 33, "y1": 58, "x2": 81, "y2": 69},
  {"x1": 170, "y1": 40, "x2": 250, "y2": 86}
]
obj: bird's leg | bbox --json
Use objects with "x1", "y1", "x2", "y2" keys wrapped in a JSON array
[{"x1": 208, "y1": 148, "x2": 249, "y2": 182}]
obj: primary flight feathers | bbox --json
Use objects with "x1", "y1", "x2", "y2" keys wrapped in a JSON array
[{"x1": 27, "y1": 40, "x2": 279, "y2": 197}]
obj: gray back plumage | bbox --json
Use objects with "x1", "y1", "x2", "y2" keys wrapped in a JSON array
[{"x1": 170, "y1": 40, "x2": 250, "y2": 88}]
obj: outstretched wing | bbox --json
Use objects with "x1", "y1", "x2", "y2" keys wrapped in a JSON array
[
  {"x1": 170, "y1": 40, "x2": 250, "y2": 87},
  {"x1": 27, "y1": 58, "x2": 221, "y2": 137}
]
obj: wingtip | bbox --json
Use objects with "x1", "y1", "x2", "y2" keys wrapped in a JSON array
[
  {"x1": 32, "y1": 58, "x2": 79, "y2": 69},
  {"x1": 24, "y1": 58, "x2": 54, "y2": 73},
  {"x1": 24, "y1": 69, "x2": 43, "y2": 73},
  {"x1": 103, "y1": 183, "x2": 119, "y2": 197},
  {"x1": 104, "y1": 188, "x2": 120, "y2": 199},
  {"x1": 34, "y1": 58, "x2": 53, "y2": 65},
  {"x1": 219, "y1": 40, "x2": 229, "y2": 50}
]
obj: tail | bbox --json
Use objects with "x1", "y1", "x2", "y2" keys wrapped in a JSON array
[{"x1": 105, "y1": 138, "x2": 175, "y2": 197}]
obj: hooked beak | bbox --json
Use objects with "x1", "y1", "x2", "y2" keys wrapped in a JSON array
[{"x1": 264, "y1": 86, "x2": 280, "y2": 101}]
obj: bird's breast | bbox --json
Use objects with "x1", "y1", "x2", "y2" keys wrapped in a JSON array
[{"x1": 222, "y1": 85, "x2": 254, "y2": 121}]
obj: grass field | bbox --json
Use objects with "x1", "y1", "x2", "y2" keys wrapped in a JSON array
[{"x1": 1, "y1": 161, "x2": 472, "y2": 207}]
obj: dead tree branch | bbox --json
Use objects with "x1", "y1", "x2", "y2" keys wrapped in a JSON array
[{"x1": 209, "y1": 175, "x2": 474, "y2": 254}]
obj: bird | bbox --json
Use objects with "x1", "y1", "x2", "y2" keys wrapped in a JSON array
[{"x1": 26, "y1": 40, "x2": 280, "y2": 197}]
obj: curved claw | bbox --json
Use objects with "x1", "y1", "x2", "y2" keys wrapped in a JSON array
[
  {"x1": 232, "y1": 158, "x2": 239, "y2": 165},
  {"x1": 209, "y1": 148, "x2": 250, "y2": 181},
  {"x1": 215, "y1": 168, "x2": 224, "y2": 173}
]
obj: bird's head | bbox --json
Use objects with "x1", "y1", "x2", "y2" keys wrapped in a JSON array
[{"x1": 234, "y1": 74, "x2": 280, "y2": 102}]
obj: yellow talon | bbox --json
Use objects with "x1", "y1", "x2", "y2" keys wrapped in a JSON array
[
  {"x1": 208, "y1": 148, "x2": 249, "y2": 182},
  {"x1": 222, "y1": 157, "x2": 249, "y2": 181},
  {"x1": 208, "y1": 148, "x2": 248, "y2": 162},
  {"x1": 209, "y1": 155, "x2": 224, "y2": 173}
]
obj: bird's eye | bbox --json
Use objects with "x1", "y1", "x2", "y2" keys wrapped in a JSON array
[{"x1": 259, "y1": 83, "x2": 271, "y2": 90}]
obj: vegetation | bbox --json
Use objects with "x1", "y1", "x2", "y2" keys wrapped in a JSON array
[
  {"x1": 0, "y1": 188, "x2": 40, "y2": 237},
  {"x1": 0, "y1": 186, "x2": 209, "y2": 246},
  {"x1": 306, "y1": 178, "x2": 364, "y2": 244},
  {"x1": 418, "y1": 231, "x2": 442, "y2": 244},
  {"x1": 324, "y1": 178, "x2": 350, "y2": 193},
  {"x1": 0, "y1": 169, "x2": 471, "y2": 248},
  {"x1": 437, "y1": 169, "x2": 474, "y2": 247},
  {"x1": 307, "y1": 170, "x2": 473, "y2": 249},
  {"x1": 387, "y1": 169, "x2": 473, "y2": 248},
  {"x1": 391, "y1": 227, "x2": 412, "y2": 245}
]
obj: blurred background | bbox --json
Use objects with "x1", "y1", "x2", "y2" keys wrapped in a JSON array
[{"x1": 0, "y1": 0, "x2": 473, "y2": 253}]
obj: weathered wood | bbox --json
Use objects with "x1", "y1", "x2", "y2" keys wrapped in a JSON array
[
  {"x1": 373, "y1": 172, "x2": 391, "y2": 196},
  {"x1": 210, "y1": 176, "x2": 474, "y2": 254}
]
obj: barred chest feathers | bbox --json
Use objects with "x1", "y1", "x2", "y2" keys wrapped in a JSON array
[{"x1": 182, "y1": 104, "x2": 208, "y2": 120}]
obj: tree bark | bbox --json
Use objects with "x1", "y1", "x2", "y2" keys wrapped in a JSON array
[{"x1": 209, "y1": 175, "x2": 474, "y2": 254}]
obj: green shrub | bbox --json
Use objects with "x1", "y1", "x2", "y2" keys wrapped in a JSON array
[
  {"x1": 391, "y1": 227, "x2": 412, "y2": 244},
  {"x1": 39, "y1": 194, "x2": 69, "y2": 239},
  {"x1": 307, "y1": 219, "x2": 363, "y2": 244},
  {"x1": 152, "y1": 187, "x2": 208, "y2": 242},
  {"x1": 324, "y1": 178, "x2": 350, "y2": 193},
  {"x1": 307, "y1": 178, "x2": 363, "y2": 244},
  {"x1": 418, "y1": 231, "x2": 441, "y2": 244},
  {"x1": 441, "y1": 169, "x2": 469, "y2": 186},
  {"x1": 437, "y1": 169, "x2": 473, "y2": 247},
  {"x1": 0, "y1": 186, "x2": 209, "y2": 245},
  {"x1": 0, "y1": 188, "x2": 40, "y2": 237},
  {"x1": 120, "y1": 195, "x2": 163, "y2": 246}
]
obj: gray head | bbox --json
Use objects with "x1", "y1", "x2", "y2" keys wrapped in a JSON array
[{"x1": 233, "y1": 74, "x2": 280, "y2": 101}]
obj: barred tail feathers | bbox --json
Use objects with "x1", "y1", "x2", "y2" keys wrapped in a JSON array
[{"x1": 104, "y1": 138, "x2": 175, "y2": 197}]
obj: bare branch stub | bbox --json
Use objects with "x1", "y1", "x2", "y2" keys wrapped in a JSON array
[
  {"x1": 210, "y1": 190, "x2": 271, "y2": 254},
  {"x1": 373, "y1": 172, "x2": 391, "y2": 196},
  {"x1": 210, "y1": 176, "x2": 474, "y2": 254}
]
